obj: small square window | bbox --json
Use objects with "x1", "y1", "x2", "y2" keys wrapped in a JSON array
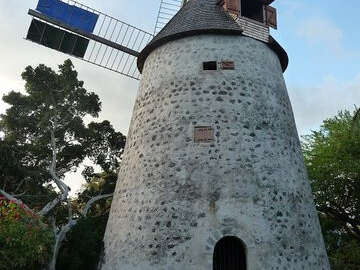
[
  {"x1": 241, "y1": 0, "x2": 265, "y2": 23},
  {"x1": 194, "y1": 126, "x2": 214, "y2": 143},
  {"x1": 203, "y1": 61, "x2": 217, "y2": 70}
]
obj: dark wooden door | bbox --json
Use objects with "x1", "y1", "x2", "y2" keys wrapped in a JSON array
[{"x1": 213, "y1": 236, "x2": 246, "y2": 270}]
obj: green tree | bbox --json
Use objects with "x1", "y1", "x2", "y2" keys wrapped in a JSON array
[
  {"x1": 1, "y1": 59, "x2": 101, "y2": 190},
  {"x1": 302, "y1": 110, "x2": 360, "y2": 269},
  {"x1": 0, "y1": 134, "x2": 58, "y2": 211},
  {"x1": 0, "y1": 60, "x2": 125, "y2": 270}
]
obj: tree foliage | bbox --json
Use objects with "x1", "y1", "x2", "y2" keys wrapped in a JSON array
[
  {"x1": 0, "y1": 60, "x2": 125, "y2": 269},
  {"x1": 0, "y1": 59, "x2": 102, "y2": 210},
  {"x1": 1, "y1": 59, "x2": 101, "y2": 176},
  {"x1": 302, "y1": 110, "x2": 360, "y2": 269},
  {"x1": 0, "y1": 59, "x2": 124, "y2": 207},
  {"x1": 320, "y1": 214, "x2": 360, "y2": 270}
]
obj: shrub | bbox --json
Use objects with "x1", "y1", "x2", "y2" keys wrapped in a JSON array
[{"x1": 0, "y1": 197, "x2": 54, "y2": 270}]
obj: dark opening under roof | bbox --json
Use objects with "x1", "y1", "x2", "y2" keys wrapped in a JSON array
[{"x1": 137, "y1": 0, "x2": 288, "y2": 72}]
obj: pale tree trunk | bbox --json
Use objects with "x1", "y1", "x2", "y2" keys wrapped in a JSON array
[
  {"x1": 39, "y1": 126, "x2": 70, "y2": 216},
  {"x1": 48, "y1": 215, "x2": 76, "y2": 270},
  {"x1": 48, "y1": 194, "x2": 113, "y2": 270},
  {"x1": 46, "y1": 126, "x2": 113, "y2": 270}
]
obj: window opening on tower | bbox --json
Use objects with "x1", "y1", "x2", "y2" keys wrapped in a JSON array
[
  {"x1": 203, "y1": 61, "x2": 217, "y2": 70},
  {"x1": 213, "y1": 236, "x2": 247, "y2": 270},
  {"x1": 241, "y1": 0, "x2": 264, "y2": 23}
]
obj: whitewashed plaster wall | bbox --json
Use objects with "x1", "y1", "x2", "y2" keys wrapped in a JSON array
[{"x1": 101, "y1": 34, "x2": 330, "y2": 270}]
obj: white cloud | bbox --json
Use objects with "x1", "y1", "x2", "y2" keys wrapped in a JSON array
[
  {"x1": 297, "y1": 17, "x2": 344, "y2": 55},
  {"x1": 297, "y1": 17, "x2": 343, "y2": 43},
  {"x1": 288, "y1": 73, "x2": 360, "y2": 135}
]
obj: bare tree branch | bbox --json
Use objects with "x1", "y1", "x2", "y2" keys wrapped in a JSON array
[
  {"x1": 0, "y1": 188, "x2": 33, "y2": 214},
  {"x1": 38, "y1": 196, "x2": 62, "y2": 217},
  {"x1": 2, "y1": 177, "x2": 8, "y2": 191},
  {"x1": 38, "y1": 126, "x2": 70, "y2": 217},
  {"x1": 48, "y1": 193, "x2": 113, "y2": 270},
  {"x1": 14, "y1": 179, "x2": 25, "y2": 193},
  {"x1": 50, "y1": 216, "x2": 57, "y2": 235},
  {"x1": 12, "y1": 191, "x2": 27, "y2": 197},
  {"x1": 49, "y1": 126, "x2": 69, "y2": 195},
  {"x1": 49, "y1": 218, "x2": 76, "y2": 270},
  {"x1": 67, "y1": 199, "x2": 73, "y2": 222},
  {"x1": 81, "y1": 193, "x2": 113, "y2": 217}
]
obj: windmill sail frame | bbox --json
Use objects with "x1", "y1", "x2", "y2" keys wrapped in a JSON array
[
  {"x1": 154, "y1": 0, "x2": 182, "y2": 35},
  {"x1": 26, "y1": 0, "x2": 154, "y2": 80}
]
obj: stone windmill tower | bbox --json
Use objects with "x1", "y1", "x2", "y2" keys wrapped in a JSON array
[
  {"x1": 23, "y1": 0, "x2": 330, "y2": 269},
  {"x1": 99, "y1": 0, "x2": 331, "y2": 269}
]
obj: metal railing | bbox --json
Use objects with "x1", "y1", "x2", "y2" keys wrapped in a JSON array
[{"x1": 154, "y1": 0, "x2": 182, "y2": 35}]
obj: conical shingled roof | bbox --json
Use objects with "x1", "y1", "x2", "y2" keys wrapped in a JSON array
[{"x1": 137, "y1": 0, "x2": 288, "y2": 72}]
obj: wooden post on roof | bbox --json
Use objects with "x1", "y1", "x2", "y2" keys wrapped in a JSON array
[{"x1": 217, "y1": 0, "x2": 240, "y2": 17}]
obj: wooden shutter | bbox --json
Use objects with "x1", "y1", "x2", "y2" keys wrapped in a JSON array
[
  {"x1": 220, "y1": 61, "x2": 235, "y2": 70},
  {"x1": 226, "y1": 0, "x2": 240, "y2": 14},
  {"x1": 265, "y1": 5, "x2": 277, "y2": 29}
]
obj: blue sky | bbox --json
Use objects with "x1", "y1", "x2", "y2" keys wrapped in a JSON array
[
  {"x1": 0, "y1": 0, "x2": 359, "y2": 193},
  {"x1": 269, "y1": 0, "x2": 360, "y2": 132},
  {"x1": 273, "y1": 0, "x2": 360, "y2": 84}
]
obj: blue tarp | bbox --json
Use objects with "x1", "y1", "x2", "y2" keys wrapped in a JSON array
[{"x1": 36, "y1": 0, "x2": 98, "y2": 33}]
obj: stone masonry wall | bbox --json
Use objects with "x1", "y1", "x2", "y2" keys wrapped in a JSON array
[{"x1": 102, "y1": 34, "x2": 330, "y2": 270}]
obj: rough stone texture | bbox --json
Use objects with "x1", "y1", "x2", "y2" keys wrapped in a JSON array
[
  {"x1": 146, "y1": 0, "x2": 242, "y2": 50},
  {"x1": 137, "y1": 0, "x2": 288, "y2": 73},
  {"x1": 102, "y1": 34, "x2": 330, "y2": 270}
]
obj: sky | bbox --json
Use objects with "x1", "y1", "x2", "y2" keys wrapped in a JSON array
[{"x1": 0, "y1": 0, "x2": 359, "y2": 194}]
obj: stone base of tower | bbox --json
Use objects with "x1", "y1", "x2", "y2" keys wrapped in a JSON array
[{"x1": 101, "y1": 34, "x2": 330, "y2": 270}]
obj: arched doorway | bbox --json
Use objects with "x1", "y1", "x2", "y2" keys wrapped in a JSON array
[{"x1": 213, "y1": 236, "x2": 246, "y2": 270}]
